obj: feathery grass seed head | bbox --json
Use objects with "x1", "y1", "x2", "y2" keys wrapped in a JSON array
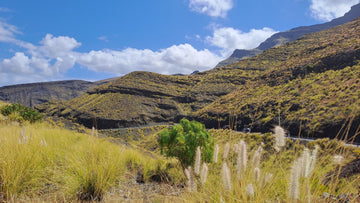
[
  {"x1": 252, "y1": 146, "x2": 263, "y2": 168},
  {"x1": 200, "y1": 163, "x2": 208, "y2": 184},
  {"x1": 213, "y1": 144, "x2": 219, "y2": 163},
  {"x1": 195, "y1": 146, "x2": 201, "y2": 175},
  {"x1": 254, "y1": 167, "x2": 260, "y2": 182},
  {"x1": 273, "y1": 126, "x2": 286, "y2": 151},
  {"x1": 289, "y1": 158, "x2": 301, "y2": 200},
  {"x1": 185, "y1": 166, "x2": 196, "y2": 192},
  {"x1": 223, "y1": 142, "x2": 230, "y2": 160},
  {"x1": 246, "y1": 183, "x2": 255, "y2": 197},
  {"x1": 222, "y1": 163, "x2": 231, "y2": 191}
]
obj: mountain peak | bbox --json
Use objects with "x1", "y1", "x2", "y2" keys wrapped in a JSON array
[{"x1": 216, "y1": 3, "x2": 360, "y2": 67}]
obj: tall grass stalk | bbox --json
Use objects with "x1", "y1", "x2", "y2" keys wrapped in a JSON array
[
  {"x1": 194, "y1": 146, "x2": 201, "y2": 176},
  {"x1": 185, "y1": 166, "x2": 196, "y2": 192},
  {"x1": 252, "y1": 145, "x2": 263, "y2": 168},
  {"x1": 289, "y1": 159, "x2": 301, "y2": 200},
  {"x1": 223, "y1": 143, "x2": 230, "y2": 160},
  {"x1": 200, "y1": 163, "x2": 208, "y2": 184},
  {"x1": 213, "y1": 144, "x2": 219, "y2": 163},
  {"x1": 222, "y1": 163, "x2": 231, "y2": 191},
  {"x1": 236, "y1": 140, "x2": 247, "y2": 179},
  {"x1": 273, "y1": 126, "x2": 286, "y2": 151}
]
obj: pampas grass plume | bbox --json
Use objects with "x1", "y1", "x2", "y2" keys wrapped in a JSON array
[
  {"x1": 246, "y1": 183, "x2": 255, "y2": 197},
  {"x1": 273, "y1": 126, "x2": 286, "y2": 151},
  {"x1": 309, "y1": 145, "x2": 318, "y2": 171},
  {"x1": 195, "y1": 146, "x2": 201, "y2": 175},
  {"x1": 223, "y1": 142, "x2": 230, "y2": 160},
  {"x1": 213, "y1": 144, "x2": 219, "y2": 163},
  {"x1": 252, "y1": 145, "x2": 263, "y2": 168},
  {"x1": 200, "y1": 163, "x2": 208, "y2": 184},
  {"x1": 236, "y1": 140, "x2": 247, "y2": 179},
  {"x1": 233, "y1": 143, "x2": 239, "y2": 152},
  {"x1": 185, "y1": 166, "x2": 196, "y2": 192},
  {"x1": 301, "y1": 148, "x2": 311, "y2": 178},
  {"x1": 289, "y1": 159, "x2": 301, "y2": 200},
  {"x1": 222, "y1": 163, "x2": 231, "y2": 191},
  {"x1": 254, "y1": 167, "x2": 260, "y2": 182}
]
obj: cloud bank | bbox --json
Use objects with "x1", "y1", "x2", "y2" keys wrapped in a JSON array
[
  {"x1": 206, "y1": 26, "x2": 278, "y2": 56},
  {"x1": 0, "y1": 12, "x2": 278, "y2": 86},
  {"x1": 310, "y1": 0, "x2": 360, "y2": 21},
  {"x1": 189, "y1": 0, "x2": 233, "y2": 18},
  {"x1": 0, "y1": 18, "x2": 223, "y2": 86}
]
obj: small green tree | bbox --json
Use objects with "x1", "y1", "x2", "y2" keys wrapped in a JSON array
[{"x1": 159, "y1": 118, "x2": 214, "y2": 168}]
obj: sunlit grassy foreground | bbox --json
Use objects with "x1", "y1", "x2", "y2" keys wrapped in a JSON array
[
  {"x1": 180, "y1": 129, "x2": 360, "y2": 202},
  {"x1": 0, "y1": 118, "x2": 359, "y2": 202},
  {"x1": 0, "y1": 122, "x2": 178, "y2": 202}
]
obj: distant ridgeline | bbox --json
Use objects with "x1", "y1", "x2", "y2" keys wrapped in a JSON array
[
  {"x1": 216, "y1": 3, "x2": 360, "y2": 67},
  {"x1": 0, "y1": 79, "x2": 112, "y2": 108},
  {"x1": 36, "y1": 17, "x2": 360, "y2": 142}
]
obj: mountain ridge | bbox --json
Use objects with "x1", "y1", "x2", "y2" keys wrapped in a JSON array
[
  {"x1": 0, "y1": 80, "x2": 98, "y2": 107},
  {"x1": 216, "y1": 3, "x2": 360, "y2": 67},
  {"x1": 37, "y1": 17, "x2": 360, "y2": 144}
]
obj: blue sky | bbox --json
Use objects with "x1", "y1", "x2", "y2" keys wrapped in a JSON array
[{"x1": 0, "y1": 0, "x2": 359, "y2": 86}]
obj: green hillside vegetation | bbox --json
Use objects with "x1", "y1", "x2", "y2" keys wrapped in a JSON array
[
  {"x1": 38, "y1": 18, "x2": 360, "y2": 142},
  {"x1": 198, "y1": 18, "x2": 360, "y2": 140}
]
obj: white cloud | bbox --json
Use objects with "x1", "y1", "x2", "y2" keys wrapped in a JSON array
[
  {"x1": 0, "y1": 19, "x2": 223, "y2": 86},
  {"x1": 0, "y1": 52, "x2": 32, "y2": 74},
  {"x1": 310, "y1": 0, "x2": 360, "y2": 21},
  {"x1": 0, "y1": 19, "x2": 20, "y2": 42},
  {"x1": 98, "y1": 36, "x2": 109, "y2": 42},
  {"x1": 77, "y1": 44, "x2": 221, "y2": 75},
  {"x1": 0, "y1": 32, "x2": 80, "y2": 86},
  {"x1": 206, "y1": 26, "x2": 278, "y2": 56},
  {"x1": 37, "y1": 34, "x2": 81, "y2": 58},
  {"x1": 189, "y1": 0, "x2": 233, "y2": 18}
]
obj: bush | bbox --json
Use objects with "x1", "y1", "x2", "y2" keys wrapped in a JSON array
[
  {"x1": 159, "y1": 118, "x2": 214, "y2": 168},
  {"x1": 0, "y1": 103, "x2": 43, "y2": 123}
]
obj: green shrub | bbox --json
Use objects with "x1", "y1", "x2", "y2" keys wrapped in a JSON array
[
  {"x1": 0, "y1": 103, "x2": 43, "y2": 123},
  {"x1": 159, "y1": 118, "x2": 214, "y2": 168}
]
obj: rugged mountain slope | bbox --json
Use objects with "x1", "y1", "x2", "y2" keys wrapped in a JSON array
[
  {"x1": 37, "y1": 72, "x2": 196, "y2": 128},
  {"x1": 216, "y1": 3, "x2": 360, "y2": 67},
  {"x1": 198, "y1": 18, "x2": 360, "y2": 141},
  {"x1": 38, "y1": 17, "x2": 360, "y2": 141},
  {"x1": 0, "y1": 80, "x2": 99, "y2": 107}
]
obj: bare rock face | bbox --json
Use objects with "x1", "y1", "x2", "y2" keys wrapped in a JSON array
[{"x1": 216, "y1": 3, "x2": 360, "y2": 67}]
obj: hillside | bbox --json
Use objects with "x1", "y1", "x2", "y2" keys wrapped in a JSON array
[
  {"x1": 198, "y1": 17, "x2": 360, "y2": 141},
  {"x1": 216, "y1": 3, "x2": 360, "y2": 67},
  {"x1": 38, "y1": 17, "x2": 360, "y2": 143},
  {"x1": 0, "y1": 80, "x2": 103, "y2": 107}
]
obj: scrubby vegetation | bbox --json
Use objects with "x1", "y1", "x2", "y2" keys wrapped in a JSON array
[
  {"x1": 2, "y1": 12, "x2": 360, "y2": 203},
  {"x1": 180, "y1": 129, "x2": 359, "y2": 202},
  {"x1": 0, "y1": 107, "x2": 359, "y2": 202},
  {"x1": 0, "y1": 103, "x2": 43, "y2": 123},
  {"x1": 0, "y1": 119, "x2": 181, "y2": 202}
]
